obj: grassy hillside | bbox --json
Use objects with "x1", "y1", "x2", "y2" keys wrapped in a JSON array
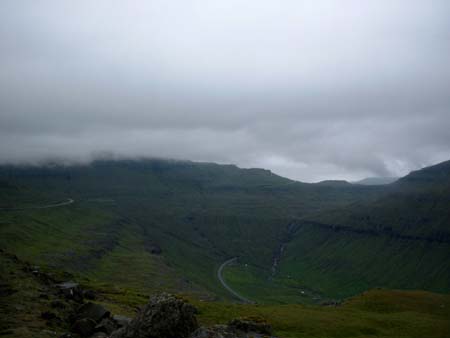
[
  {"x1": 2, "y1": 250, "x2": 449, "y2": 338},
  {"x1": 314, "y1": 160, "x2": 450, "y2": 239},
  {"x1": 192, "y1": 289, "x2": 450, "y2": 338},
  {"x1": 0, "y1": 159, "x2": 449, "y2": 304},
  {"x1": 260, "y1": 160, "x2": 450, "y2": 299}
]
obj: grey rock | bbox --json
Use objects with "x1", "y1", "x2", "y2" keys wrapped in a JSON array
[
  {"x1": 111, "y1": 293, "x2": 198, "y2": 338},
  {"x1": 57, "y1": 281, "x2": 84, "y2": 303},
  {"x1": 58, "y1": 282, "x2": 79, "y2": 289},
  {"x1": 113, "y1": 315, "x2": 132, "y2": 328},
  {"x1": 76, "y1": 302, "x2": 110, "y2": 323},
  {"x1": 110, "y1": 327, "x2": 126, "y2": 338},
  {"x1": 228, "y1": 318, "x2": 272, "y2": 335},
  {"x1": 190, "y1": 318, "x2": 275, "y2": 338},
  {"x1": 190, "y1": 325, "x2": 238, "y2": 338},
  {"x1": 72, "y1": 318, "x2": 97, "y2": 337},
  {"x1": 95, "y1": 317, "x2": 117, "y2": 335}
]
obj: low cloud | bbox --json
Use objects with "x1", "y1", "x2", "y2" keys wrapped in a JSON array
[{"x1": 1, "y1": 1, "x2": 449, "y2": 181}]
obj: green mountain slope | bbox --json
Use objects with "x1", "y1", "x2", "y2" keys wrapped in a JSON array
[
  {"x1": 269, "y1": 161, "x2": 450, "y2": 299},
  {"x1": 0, "y1": 159, "x2": 449, "y2": 303},
  {"x1": 312, "y1": 160, "x2": 450, "y2": 239}
]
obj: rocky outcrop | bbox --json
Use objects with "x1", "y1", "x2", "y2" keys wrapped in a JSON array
[
  {"x1": 190, "y1": 318, "x2": 273, "y2": 338},
  {"x1": 70, "y1": 302, "x2": 112, "y2": 337},
  {"x1": 1, "y1": 250, "x2": 275, "y2": 338},
  {"x1": 57, "y1": 281, "x2": 84, "y2": 303},
  {"x1": 113, "y1": 315, "x2": 132, "y2": 328},
  {"x1": 75, "y1": 302, "x2": 110, "y2": 323},
  {"x1": 71, "y1": 318, "x2": 97, "y2": 337},
  {"x1": 108, "y1": 293, "x2": 275, "y2": 338},
  {"x1": 111, "y1": 293, "x2": 198, "y2": 338},
  {"x1": 190, "y1": 325, "x2": 237, "y2": 338},
  {"x1": 228, "y1": 318, "x2": 272, "y2": 335},
  {"x1": 95, "y1": 317, "x2": 118, "y2": 335}
]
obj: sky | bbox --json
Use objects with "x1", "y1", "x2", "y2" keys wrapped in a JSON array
[{"x1": 1, "y1": 1, "x2": 449, "y2": 182}]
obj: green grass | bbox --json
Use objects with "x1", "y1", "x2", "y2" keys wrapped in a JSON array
[
  {"x1": 189, "y1": 289, "x2": 450, "y2": 338},
  {"x1": 99, "y1": 286, "x2": 450, "y2": 338},
  {"x1": 279, "y1": 223, "x2": 450, "y2": 298},
  {"x1": 1, "y1": 159, "x2": 449, "y2": 305},
  {"x1": 2, "y1": 247, "x2": 450, "y2": 338},
  {"x1": 0, "y1": 252, "x2": 70, "y2": 338},
  {"x1": 0, "y1": 204, "x2": 120, "y2": 268},
  {"x1": 221, "y1": 262, "x2": 319, "y2": 304}
]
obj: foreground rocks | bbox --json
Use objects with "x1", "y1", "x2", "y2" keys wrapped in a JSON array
[
  {"x1": 109, "y1": 293, "x2": 276, "y2": 338},
  {"x1": 71, "y1": 318, "x2": 97, "y2": 337},
  {"x1": 57, "y1": 282, "x2": 84, "y2": 303},
  {"x1": 191, "y1": 318, "x2": 273, "y2": 338},
  {"x1": 228, "y1": 318, "x2": 272, "y2": 335},
  {"x1": 113, "y1": 315, "x2": 132, "y2": 328},
  {"x1": 1, "y1": 250, "x2": 276, "y2": 338},
  {"x1": 75, "y1": 302, "x2": 110, "y2": 323},
  {"x1": 70, "y1": 302, "x2": 111, "y2": 337},
  {"x1": 111, "y1": 293, "x2": 198, "y2": 338}
]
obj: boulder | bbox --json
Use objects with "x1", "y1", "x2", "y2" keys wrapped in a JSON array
[
  {"x1": 190, "y1": 318, "x2": 274, "y2": 338},
  {"x1": 110, "y1": 327, "x2": 126, "y2": 338},
  {"x1": 111, "y1": 293, "x2": 198, "y2": 338},
  {"x1": 190, "y1": 325, "x2": 238, "y2": 338},
  {"x1": 228, "y1": 317, "x2": 272, "y2": 335},
  {"x1": 71, "y1": 318, "x2": 97, "y2": 337},
  {"x1": 57, "y1": 282, "x2": 84, "y2": 303},
  {"x1": 76, "y1": 302, "x2": 110, "y2": 323},
  {"x1": 95, "y1": 317, "x2": 117, "y2": 335},
  {"x1": 113, "y1": 315, "x2": 132, "y2": 328}
]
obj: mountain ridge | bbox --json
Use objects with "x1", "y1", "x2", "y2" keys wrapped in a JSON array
[{"x1": 0, "y1": 158, "x2": 449, "y2": 303}]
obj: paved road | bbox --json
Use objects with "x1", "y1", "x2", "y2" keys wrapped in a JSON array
[
  {"x1": 0, "y1": 198, "x2": 74, "y2": 211},
  {"x1": 217, "y1": 257, "x2": 255, "y2": 304}
]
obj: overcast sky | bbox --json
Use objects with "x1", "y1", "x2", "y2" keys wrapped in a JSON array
[{"x1": 1, "y1": 1, "x2": 449, "y2": 182}]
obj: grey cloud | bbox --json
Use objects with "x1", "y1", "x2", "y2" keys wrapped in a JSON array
[{"x1": 1, "y1": 0, "x2": 450, "y2": 182}]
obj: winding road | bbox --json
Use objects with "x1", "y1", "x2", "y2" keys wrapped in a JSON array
[
  {"x1": 217, "y1": 257, "x2": 254, "y2": 304},
  {"x1": 0, "y1": 198, "x2": 74, "y2": 211},
  {"x1": 4, "y1": 198, "x2": 256, "y2": 303}
]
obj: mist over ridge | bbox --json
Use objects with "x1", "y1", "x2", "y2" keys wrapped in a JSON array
[{"x1": 1, "y1": 1, "x2": 450, "y2": 182}]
